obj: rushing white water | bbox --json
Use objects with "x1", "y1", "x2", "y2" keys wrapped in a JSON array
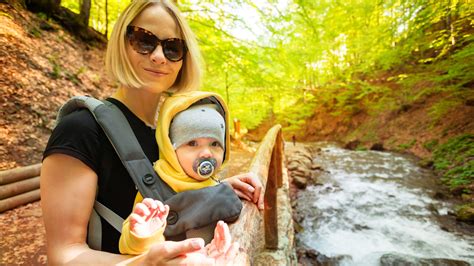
[{"x1": 297, "y1": 144, "x2": 474, "y2": 265}]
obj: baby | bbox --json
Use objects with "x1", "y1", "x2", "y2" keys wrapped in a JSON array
[{"x1": 119, "y1": 92, "x2": 238, "y2": 260}]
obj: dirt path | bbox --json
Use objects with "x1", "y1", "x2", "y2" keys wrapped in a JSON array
[
  {"x1": 0, "y1": 201, "x2": 46, "y2": 264},
  {"x1": 0, "y1": 148, "x2": 254, "y2": 265}
]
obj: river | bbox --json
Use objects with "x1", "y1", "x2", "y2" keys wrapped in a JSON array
[{"x1": 295, "y1": 143, "x2": 474, "y2": 265}]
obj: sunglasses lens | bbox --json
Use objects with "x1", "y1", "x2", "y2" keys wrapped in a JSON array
[
  {"x1": 128, "y1": 28, "x2": 157, "y2": 54},
  {"x1": 127, "y1": 26, "x2": 186, "y2": 61},
  {"x1": 163, "y1": 39, "x2": 186, "y2": 61}
]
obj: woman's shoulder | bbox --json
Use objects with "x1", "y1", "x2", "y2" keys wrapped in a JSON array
[
  {"x1": 44, "y1": 108, "x2": 104, "y2": 170},
  {"x1": 55, "y1": 108, "x2": 101, "y2": 136}
]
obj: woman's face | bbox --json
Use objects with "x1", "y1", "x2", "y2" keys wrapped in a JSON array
[{"x1": 127, "y1": 5, "x2": 183, "y2": 94}]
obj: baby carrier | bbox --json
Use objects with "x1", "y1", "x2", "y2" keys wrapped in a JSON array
[{"x1": 56, "y1": 95, "x2": 242, "y2": 250}]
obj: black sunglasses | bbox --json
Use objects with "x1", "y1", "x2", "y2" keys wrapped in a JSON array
[{"x1": 126, "y1": 25, "x2": 187, "y2": 62}]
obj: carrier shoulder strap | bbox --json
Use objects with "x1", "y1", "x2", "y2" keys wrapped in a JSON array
[
  {"x1": 57, "y1": 95, "x2": 175, "y2": 250},
  {"x1": 57, "y1": 95, "x2": 176, "y2": 201}
]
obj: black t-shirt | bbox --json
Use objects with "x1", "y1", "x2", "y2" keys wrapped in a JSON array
[{"x1": 43, "y1": 98, "x2": 159, "y2": 253}]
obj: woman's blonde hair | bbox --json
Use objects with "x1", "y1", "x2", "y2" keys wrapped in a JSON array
[{"x1": 106, "y1": 0, "x2": 202, "y2": 92}]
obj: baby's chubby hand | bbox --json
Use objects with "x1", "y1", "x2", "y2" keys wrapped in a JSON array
[
  {"x1": 130, "y1": 198, "x2": 169, "y2": 237},
  {"x1": 224, "y1": 172, "x2": 264, "y2": 210}
]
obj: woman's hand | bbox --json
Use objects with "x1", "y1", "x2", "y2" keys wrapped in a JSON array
[
  {"x1": 224, "y1": 172, "x2": 264, "y2": 210},
  {"x1": 177, "y1": 221, "x2": 239, "y2": 266},
  {"x1": 141, "y1": 238, "x2": 215, "y2": 265},
  {"x1": 206, "y1": 221, "x2": 231, "y2": 257}
]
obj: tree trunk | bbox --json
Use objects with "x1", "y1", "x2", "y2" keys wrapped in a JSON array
[
  {"x1": 0, "y1": 189, "x2": 40, "y2": 213},
  {"x1": 0, "y1": 163, "x2": 41, "y2": 185},
  {"x1": 24, "y1": 0, "x2": 61, "y2": 16},
  {"x1": 105, "y1": 0, "x2": 109, "y2": 37},
  {"x1": 79, "y1": 0, "x2": 91, "y2": 27},
  {"x1": 0, "y1": 176, "x2": 40, "y2": 200},
  {"x1": 23, "y1": 0, "x2": 106, "y2": 45}
]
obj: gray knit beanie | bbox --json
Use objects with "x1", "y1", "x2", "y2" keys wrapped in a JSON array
[{"x1": 170, "y1": 104, "x2": 225, "y2": 150}]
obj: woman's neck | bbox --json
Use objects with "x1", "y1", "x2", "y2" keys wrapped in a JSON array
[{"x1": 111, "y1": 86, "x2": 162, "y2": 127}]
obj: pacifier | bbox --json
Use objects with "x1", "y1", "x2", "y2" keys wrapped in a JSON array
[{"x1": 193, "y1": 158, "x2": 217, "y2": 179}]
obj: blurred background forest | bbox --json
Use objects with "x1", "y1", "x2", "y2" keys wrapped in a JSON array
[
  {"x1": 43, "y1": 0, "x2": 474, "y2": 133},
  {"x1": 79, "y1": 1, "x2": 473, "y2": 128}
]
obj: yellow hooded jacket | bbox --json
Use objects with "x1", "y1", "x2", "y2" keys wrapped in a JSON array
[{"x1": 119, "y1": 91, "x2": 231, "y2": 254}]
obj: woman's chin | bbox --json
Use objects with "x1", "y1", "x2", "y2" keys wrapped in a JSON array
[{"x1": 141, "y1": 83, "x2": 170, "y2": 94}]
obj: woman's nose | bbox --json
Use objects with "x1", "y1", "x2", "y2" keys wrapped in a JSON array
[{"x1": 150, "y1": 44, "x2": 166, "y2": 64}]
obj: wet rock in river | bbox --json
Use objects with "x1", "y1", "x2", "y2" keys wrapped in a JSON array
[
  {"x1": 311, "y1": 162, "x2": 323, "y2": 170},
  {"x1": 297, "y1": 247, "x2": 351, "y2": 266},
  {"x1": 293, "y1": 150, "x2": 313, "y2": 161},
  {"x1": 455, "y1": 203, "x2": 474, "y2": 222},
  {"x1": 344, "y1": 140, "x2": 360, "y2": 150},
  {"x1": 370, "y1": 142, "x2": 385, "y2": 151},
  {"x1": 287, "y1": 145, "x2": 316, "y2": 190},
  {"x1": 296, "y1": 247, "x2": 319, "y2": 266},
  {"x1": 287, "y1": 162, "x2": 299, "y2": 171},
  {"x1": 379, "y1": 252, "x2": 470, "y2": 266},
  {"x1": 433, "y1": 191, "x2": 447, "y2": 200},
  {"x1": 292, "y1": 175, "x2": 308, "y2": 189}
]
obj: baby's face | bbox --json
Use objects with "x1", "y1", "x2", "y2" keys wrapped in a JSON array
[{"x1": 175, "y1": 137, "x2": 224, "y2": 181}]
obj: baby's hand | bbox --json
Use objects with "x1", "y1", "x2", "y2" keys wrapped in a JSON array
[
  {"x1": 130, "y1": 198, "x2": 169, "y2": 237},
  {"x1": 224, "y1": 172, "x2": 265, "y2": 210}
]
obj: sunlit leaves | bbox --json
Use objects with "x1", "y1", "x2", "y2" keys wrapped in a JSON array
[{"x1": 59, "y1": 0, "x2": 473, "y2": 131}]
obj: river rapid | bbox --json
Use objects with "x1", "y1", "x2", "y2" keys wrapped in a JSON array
[{"x1": 295, "y1": 142, "x2": 474, "y2": 265}]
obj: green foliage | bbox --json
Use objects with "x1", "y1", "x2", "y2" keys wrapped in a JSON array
[
  {"x1": 28, "y1": 27, "x2": 42, "y2": 38},
  {"x1": 36, "y1": 12, "x2": 48, "y2": 20},
  {"x1": 433, "y1": 42, "x2": 474, "y2": 88},
  {"x1": 60, "y1": 1, "x2": 79, "y2": 14},
  {"x1": 346, "y1": 119, "x2": 379, "y2": 143},
  {"x1": 397, "y1": 139, "x2": 417, "y2": 151},
  {"x1": 428, "y1": 98, "x2": 462, "y2": 124},
  {"x1": 455, "y1": 202, "x2": 474, "y2": 222},
  {"x1": 57, "y1": 0, "x2": 473, "y2": 132},
  {"x1": 355, "y1": 146, "x2": 368, "y2": 151},
  {"x1": 48, "y1": 55, "x2": 62, "y2": 79},
  {"x1": 61, "y1": 0, "x2": 130, "y2": 37},
  {"x1": 0, "y1": 11, "x2": 13, "y2": 19},
  {"x1": 423, "y1": 139, "x2": 439, "y2": 152},
  {"x1": 65, "y1": 66, "x2": 86, "y2": 85},
  {"x1": 433, "y1": 134, "x2": 474, "y2": 190},
  {"x1": 277, "y1": 96, "x2": 317, "y2": 132}
]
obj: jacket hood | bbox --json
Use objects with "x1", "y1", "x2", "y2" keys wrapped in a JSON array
[{"x1": 153, "y1": 91, "x2": 230, "y2": 192}]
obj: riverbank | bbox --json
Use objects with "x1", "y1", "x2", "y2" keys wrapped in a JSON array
[{"x1": 286, "y1": 142, "x2": 474, "y2": 265}]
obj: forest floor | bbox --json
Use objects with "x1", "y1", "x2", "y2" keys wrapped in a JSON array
[
  {"x1": 0, "y1": 2, "x2": 115, "y2": 170},
  {"x1": 0, "y1": 3, "x2": 111, "y2": 262}
]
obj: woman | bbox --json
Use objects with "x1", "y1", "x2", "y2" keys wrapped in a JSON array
[{"x1": 40, "y1": 0, "x2": 264, "y2": 264}]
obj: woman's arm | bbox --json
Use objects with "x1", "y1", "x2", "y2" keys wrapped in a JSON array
[
  {"x1": 41, "y1": 153, "x2": 133, "y2": 264},
  {"x1": 41, "y1": 154, "x2": 207, "y2": 265}
]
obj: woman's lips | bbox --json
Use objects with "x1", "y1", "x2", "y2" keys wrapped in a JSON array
[{"x1": 144, "y1": 68, "x2": 168, "y2": 76}]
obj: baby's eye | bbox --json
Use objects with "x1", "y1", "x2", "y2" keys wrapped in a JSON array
[
  {"x1": 211, "y1": 141, "x2": 221, "y2": 147},
  {"x1": 187, "y1": 140, "x2": 197, "y2": 146}
]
